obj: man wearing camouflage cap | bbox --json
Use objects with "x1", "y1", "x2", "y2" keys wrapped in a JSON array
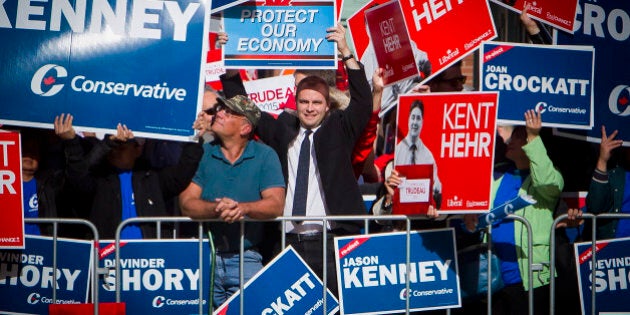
[{"x1": 180, "y1": 94, "x2": 286, "y2": 308}]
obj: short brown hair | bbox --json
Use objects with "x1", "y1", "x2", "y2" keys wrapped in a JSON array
[{"x1": 296, "y1": 75, "x2": 330, "y2": 104}]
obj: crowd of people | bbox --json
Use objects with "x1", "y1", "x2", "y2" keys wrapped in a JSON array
[{"x1": 6, "y1": 7, "x2": 630, "y2": 315}]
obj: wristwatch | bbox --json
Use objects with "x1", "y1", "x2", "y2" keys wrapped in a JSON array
[{"x1": 341, "y1": 54, "x2": 354, "y2": 62}]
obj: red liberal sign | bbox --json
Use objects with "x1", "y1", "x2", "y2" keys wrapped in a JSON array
[
  {"x1": 365, "y1": 0, "x2": 419, "y2": 86},
  {"x1": 490, "y1": 0, "x2": 579, "y2": 34},
  {"x1": 347, "y1": 0, "x2": 390, "y2": 61},
  {"x1": 0, "y1": 131, "x2": 24, "y2": 249},
  {"x1": 395, "y1": 92, "x2": 499, "y2": 213},
  {"x1": 399, "y1": 0, "x2": 497, "y2": 82}
]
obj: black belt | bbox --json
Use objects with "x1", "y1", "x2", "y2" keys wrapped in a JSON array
[
  {"x1": 216, "y1": 246, "x2": 258, "y2": 255},
  {"x1": 286, "y1": 232, "x2": 335, "y2": 242}
]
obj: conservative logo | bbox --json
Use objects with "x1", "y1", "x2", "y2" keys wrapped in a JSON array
[
  {"x1": 31, "y1": 64, "x2": 67, "y2": 97},
  {"x1": 152, "y1": 296, "x2": 166, "y2": 308},
  {"x1": 533, "y1": 101, "x2": 586, "y2": 115},
  {"x1": 30, "y1": 64, "x2": 188, "y2": 101},
  {"x1": 27, "y1": 293, "x2": 41, "y2": 305},
  {"x1": 399, "y1": 288, "x2": 409, "y2": 300},
  {"x1": 609, "y1": 85, "x2": 630, "y2": 117}
]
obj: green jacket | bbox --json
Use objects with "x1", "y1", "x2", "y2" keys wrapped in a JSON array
[
  {"x1": 490, "y1": 136, "x2": 564, "y2": 290},
  {"x1": 586, "y1": 166, "x2": 627, "y2": 239}
]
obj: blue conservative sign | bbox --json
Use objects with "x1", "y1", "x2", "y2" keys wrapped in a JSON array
[
  {"x1": 0, "y1": 236, "x2": 93, "y2": 315},
  {"x1": 554, "y1": 0, "x2": 630, "y2": 144},
  {"x1": 574, "y1": 237, "x2": 630, "y2": 315},
  {"x1": 0, "y1": 0, "x2": 210, "y2": 141},
  {"x1": 98, "y1": 239, "x2": 210, "y2": 314},
  {"x1": 214, "y1": 246, "x2": 339, "y2": 315},
  {"x1": 335, "y1": 229, "x2": 460, "y2": 315},
  {"x1": 222, "y1": 0, "x2": 337, "y2": 69},
  {"x1": 480, "y1": 41, "x2": 594, "y2": 129}
]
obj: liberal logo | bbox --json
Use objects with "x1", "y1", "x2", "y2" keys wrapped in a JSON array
[
  {"x1": 27, "y1": 292, "x2": 41, "y2": 305},
  {"x1": 31, "y1": 64, "x2": 67, "y2": 97},
  {"x1": 152, "y1": 296, "x2": 166, "y2": 308},
  {"x1": 609, "y1": 85, "x2": 630, "y2": 117},
  {"x1": 535, "y1": 101, "x2": 547, "y2": 114}
]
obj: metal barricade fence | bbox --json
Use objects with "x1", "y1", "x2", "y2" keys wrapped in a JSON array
[
  {"x1": 113, "y1": 214, "x2": 538, "y2": 315},
  {"x1": 18, "y1": 214, "x2": 539, "y2": 315},
  {"x1": 23, "y1": 218, "x2": 101, "y2": 315},
  {"x1": 444, "y1": 215, "x2": 536, "y2": 315},
  {"x1": 550, "y1": 212, "x2": 630, "y2": 315},
  {"x1": 22, "y1": 213, "x2": 630, "y2": 314}
]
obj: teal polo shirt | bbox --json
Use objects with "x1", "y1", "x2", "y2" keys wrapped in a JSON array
[{"x1": 193, "y1": 140, "x2": 285, "y2": 251}]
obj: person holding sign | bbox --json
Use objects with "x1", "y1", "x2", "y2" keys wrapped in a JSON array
[
  {"x1": 62, "y1": 116, "x2": 204, "y2": 240},
  {"x1": 19, "y1": 126, "x2": 79, "y2": 236},
  {"x1": 463, "y1": 110, "x2": 564, "y2": 315},
  {"x1": 179, "y1": 95, "x2": 286, "y2": 308},
  {"x1": 221, "y1": 23, "x2": 373, "y2": 296},
  {"x1": 586, "y1": 126, "x2": 630, "y2": 240}
]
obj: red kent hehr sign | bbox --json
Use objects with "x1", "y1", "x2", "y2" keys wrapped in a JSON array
[
  {"x1": 349, "y1": 0, "x2": 496, "y2": 83},
  {"x1": 0, "y1": 131, "x2": 25, "y2": 249},
  {"x1": 364, "y1": 0, "x2": 419, "y2": 86},
  {"x1": 399, "y1": 0, "x2": 497, "y2": 83},
  {"x1": 347, "y1": 0, "x2": 390, "y2": 61},
  {"x1": 395, "y1": 92, "x2": 499, "y2": 213}
]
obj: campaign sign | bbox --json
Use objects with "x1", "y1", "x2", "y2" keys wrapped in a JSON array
[
  {"x1": 335, "y1": 229, "x2": 460, "y2": 314},
  {"x1": 574, "y1": 236, "x2": 630, "y2": 315},
  {"x1": 98, "y1": 239, "x2": 210, "y2": 314},
  {"x1": 0, "y1": 235, "x2": 93, "y2": 315},
  {"x1": 395, "y1": 93, "x2": 498, "y2": 213},
  {"x1": 205, "y1": 15, "x2": 227, "y2": 88},
  {"x1": 0, "y1": 0, "x2": 210, "y2": 141},
  {"x1": 346, "y1": 0, "x2": 390, "y2": 61},
  {"x1": 0, "y1": 131, "x2": 24, "y2": 249},
  {"x1": 490, "y1": 0, "x2": 579, "y2": 33},
  {"x1": 480, "y1": 42, "x2": 594, "y2": 129},
  {"x1": 214, "y1": 246, "x2": 339, "y2": 315},
  {"x1": 243, "y1": 75, "x2": 296, "y2": 115},
  {"x1": 349, "y1": 0, "x2": 425, "y2": 115},
  {"x1": 223, "y1": 0, "x2": 337, "y2": 69},
  {"x1": 399, "y1": 0, "x2": 496, "y2": 84},
  {"x1": 392, "y1": 165, "x2": 433, "y2": 215},
  {"x1": 554, "y1": 0, "x2": 630, "y2": 145},
  {"x1": 364, "y1": 0, "x2": 418, "y2": 87}
]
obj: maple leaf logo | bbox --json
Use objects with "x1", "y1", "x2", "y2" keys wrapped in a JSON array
[
  {"x1": 619, "y1": 95, "x2": 629, "y2": 107},
  {"x1": 265, "y1": 0, "x2": 291, "y2": 5},
  {"x1": 43, "y1": 76, "x2": 56, "y2": 86}
]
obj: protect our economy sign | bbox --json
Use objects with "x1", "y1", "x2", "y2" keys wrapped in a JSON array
[
  {"x1": 222, "y1": 0, "x2": 337, "y2": 69},
  {"x1": 0, "y1": 0, "x2": 210, "y2": 141}
]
